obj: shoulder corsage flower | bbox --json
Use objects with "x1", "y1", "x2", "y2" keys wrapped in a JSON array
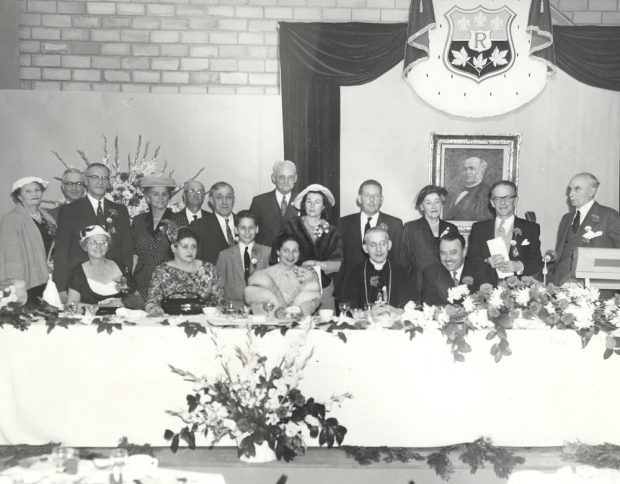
[
  {"x1": 105, "y1": 208, "x2": 118, "y2": 234},
  {"x1": 312, "y1": 220, "x2": 330, "y2": 239}
]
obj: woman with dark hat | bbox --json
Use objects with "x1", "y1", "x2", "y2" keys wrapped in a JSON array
[
  {"x1": 399, "y1": 185, "x2": 459, "y2": 299},
  {"x1": 0, "y1": 177, "x2": 56, "y2": 304},
  {"x1": 281, "y1": 183, "x2": 343, "y2": 310},
  {"x1": 131, "y1": 176, "x2": 179, "y2": 300}
]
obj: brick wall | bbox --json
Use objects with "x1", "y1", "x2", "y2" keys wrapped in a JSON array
[{"x1": 18, "y1": 0, "x2": 620, "y2": 94}]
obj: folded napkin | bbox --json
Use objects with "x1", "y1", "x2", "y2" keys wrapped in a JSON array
[{"x1": 115, "y1": 307, "x2": 148, "y2": 322}]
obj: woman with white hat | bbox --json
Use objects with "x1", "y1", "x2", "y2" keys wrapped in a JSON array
[
  {"x1": 281, "y1": 184, "x2": 343, "y2": 310},
  {"x1": 132, "y1": 176, "x2": 178, "y2": 300},
  {"x1": 0, "y1": 177, "x2": 57, "y2": 303}
]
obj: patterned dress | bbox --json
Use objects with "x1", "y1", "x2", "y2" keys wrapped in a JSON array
[
  {"x1": 146, "y1": 261, "x2": 224, "y2": 308},
  {"x1": 132, "y1": 209, "x2": 176, "y2": 299}
]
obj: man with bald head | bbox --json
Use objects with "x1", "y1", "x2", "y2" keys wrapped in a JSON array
[
  {"x1": 445, "y1": 156, "x2": 493, "y2": 221},
  {"x1": 551, "y1": 172, "x2": 620, "y2": 286},
  {"x1": 171, "y1": 180, "x2": 209, "y2": 227},
  {"x1": 250, "y1": 160, "x2": 299, "y2": 247}
]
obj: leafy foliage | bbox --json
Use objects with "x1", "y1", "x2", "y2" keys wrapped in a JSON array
[{"x1": 562, "y1": 441, "x2": 620, "y2": 469}]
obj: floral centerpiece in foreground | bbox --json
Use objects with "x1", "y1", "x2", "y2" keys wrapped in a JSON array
[{"x1": 164, "y1": 324, "x2": 350, "y2": 461}]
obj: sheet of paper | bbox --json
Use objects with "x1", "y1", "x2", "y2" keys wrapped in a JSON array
[{"x1": 487, "y1": 237, "x2": 513, "y2": 279}]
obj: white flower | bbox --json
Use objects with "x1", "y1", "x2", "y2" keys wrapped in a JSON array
[
  {"x1": 462, "y1": 296, "x2": 476, "y2": 313},
  {"x1": 266, "y1": 413, "x2": 279, "y2": 425},
  {"x1": 284, "y1": 422, "x2": 302, "y2": 438},
  {"x1": 515, "y1": 288, "x2": 531, "y2": 307},
  {"x1": 565, "y1": 302, "x2": 595, "y2": 329},
  {"x1": 250, "y1": 258, "x2": 258, "y2": 265},
  {"x1": 436, "y1": 309, "x2": 449, "y2": 327},
  {"x1": 467, "y1": 309, "x2": 492, "y2": 329},
  {"x1": 544, "y1": 302, "x2": 556, "y2": 314},
  {"x1": 447, "y1": 284, "x2": 469, "y2": 304},
  {"x1": 304, "y1": 415, "x2": 320, "y2": 427},
  {"x1": 488, "y1": 288, "x2": 505, "y2": 309},
  {"x1": 221, "y1": 418, "x2": 238, "y2": 431}
]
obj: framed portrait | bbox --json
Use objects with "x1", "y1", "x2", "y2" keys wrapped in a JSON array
[{"x1": 431, "y1": 133, "x2": 521, "y2": 234}]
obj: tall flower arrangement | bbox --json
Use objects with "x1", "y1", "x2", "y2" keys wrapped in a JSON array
[{"x1": 164, "y1": 325, "x2": 350, "y2": 461}]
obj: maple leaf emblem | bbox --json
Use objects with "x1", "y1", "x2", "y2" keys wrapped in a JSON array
[
  {"x1": 489, "y1": 47, "x2": 508, "y2": 66},
  {"x1": 474, "y1": 12, "x2": 487, "y2": 27},
  {"x1": 473, "y1": 53, "x2": 487, "y2": 71},
  {"x1": 451, "y1": 47, "x2": 470, "y2": 67},
  {"x1": 457, "y1": 16, "x2": 470, "y2": 31},
  {"x1": 490, "y1": 16, "x2": 504, "y2": 30}
]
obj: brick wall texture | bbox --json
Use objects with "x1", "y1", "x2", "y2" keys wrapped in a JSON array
[{"x1": 18, "y1": 0, "x2": 620, "y2": 94}]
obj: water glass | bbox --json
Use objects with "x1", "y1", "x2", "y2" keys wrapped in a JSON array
[
  {"x1": 262, "y1": 301, "x2": 275, "y2": 319},
  {"x1": 110, "y1": 448, "x2": 128, "y2": 483},
  {"x1": 82, "y1": 304, "x2": 98, "y2": 320},
  {"x1": 65, "y1": 302, "x2": 79, "y2": 315},
  {"x1": 51, "y1": 446, "x2": 78, "y2": 473},
  {"x1": 351, "y1": 308, "x2": 365, "y2": 320}
]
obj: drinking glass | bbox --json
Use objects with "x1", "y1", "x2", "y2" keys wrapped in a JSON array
[
  {"x1": 82, "y1": 304, "x2": 98, "y2": 320},
  {"x1": 51, "y1": 446, "x2": 77, "y2": 473},
  {"x1": 110, "y1": 448, "x2": 128, "y2": 483},
  {"x1": 351, "y1": 308, "x2": 364, "y2": 320},
  {"x1": 65, "y1": 302, "x2": 79, "y2": 316},
  {"x1": 262, "y1": 301, "x2": 275, "y2": 320}
]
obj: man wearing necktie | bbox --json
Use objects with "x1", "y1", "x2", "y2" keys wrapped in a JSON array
[
  {"x1": 216, "y1": 210, "x2": 271, "y2": 308},
  {"x1": 190, "y1": 181, "x2": 238, "y2": 264},
  {"x1": 421, "y1": 233, "x2": 476, "y2": 305},
  {"x1": 551, "y1": 172, "x2": 620, "y2": 287},
  {"x1": 171, "y1": 180, "x2": 209, "y2": 228},
  {"x1": 336, "y1": 179, "x2": 403, "y2": 299},
  {"x1": 466, "y1": 180, "x2": 542, "y2": 288},
  {"x1": 250, "y1": 160, "x2": 299, "y2": 247},
  {"x1": 53, "y1": 163, "x2": 132, "y2": 298}
]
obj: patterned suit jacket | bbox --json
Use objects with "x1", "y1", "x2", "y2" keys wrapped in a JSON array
[
  {"x1": 53, "y1": 197, "x2": 132, "y2": 291},
  {"x1": 466, "y1": 216, "x2": 542, "y2": 287},
  {"x1": 190, "y1": 212, "x2": 238, "y2": 265},
  {"x1": 249, "y1": 190, "x2": 299, "y2": 247},
  {"x1": 552, "y1": 202, "x2": 620, "y2": 285},
  {"x1": 215, "y1": 243, "x2": 271, "y2": 305}
]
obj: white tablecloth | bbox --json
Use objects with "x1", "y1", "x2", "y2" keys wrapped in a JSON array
[{"x1": 1, "y1": 321, "x2": 619, "y2": 447}]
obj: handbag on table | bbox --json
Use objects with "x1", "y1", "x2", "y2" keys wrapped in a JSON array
[{"x1": 160, "y1": 292, "x2": 207, "y2": 315}]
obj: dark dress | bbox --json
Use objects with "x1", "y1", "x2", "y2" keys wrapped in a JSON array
[
  {"x1": 132, "y1": 209, "x2": 176, "y2": 299},
  {"x1": 67, "y1": 261, "x2": 137, "y2": 305}
]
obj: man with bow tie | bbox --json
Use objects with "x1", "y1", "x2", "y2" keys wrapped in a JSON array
[
  {"x1": 551, "y1": 172, "x2": 620, "y2": 287},
  {"x1": 53, "y1": 163, "x2": 132, "y2": 297},
  {"x1": 421, "y1": 232, "x2": 476, "y2": 305},
  {"x1": 465, "y1": 180, "x2": 542, "y2": 287},
  {"x1": 249, "y1": 160, "x2": 299, "y2": 247},
  {"x1": 444, "y1": 156, "x2": 493, "y2": 221},
  {"x1": 216, "y1": 210, "x2": 271, "y2": 308}
]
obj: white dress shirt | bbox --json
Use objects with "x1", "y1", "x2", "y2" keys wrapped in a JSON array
[
  {"x1": 575, "y1": 199, "x2": 595, "y2": 225},
  {"x1": 275, "y1": 190, "x2": 291, "y2": 208},
  {"x1": 86, "y1": 193, "x2": 105, "y2": 214},
  {"x1": 495, "y1": 215, "x2": 515, "y2": 236},
  {"x1": 185, "y1": 208, "x2": 202, "y2": 222}
]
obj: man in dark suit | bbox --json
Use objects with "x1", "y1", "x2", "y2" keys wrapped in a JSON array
[
  {"x1": 249, "y1": 160, "x2": 299, "y2": 247},
  {"x1": 336, "y1": 179, "x2": 403, "y2": 297},
  {"x1": 215, "y1": 210, "x2": 271, "y2": 307},
  {"x1": 421, "y1": 233, "x2": 475, "y2": 306},
  {"x1": 342, "y1": 225, "x2": 413, "y2": 309},
  {"x1": 444, "y1": 156, "x2": 492, "y2": 221},
  {"x1": 171, "y1": 180, "x2": 209, "y2": 227},
  {"x1": 53, "y1": 163, "x2": 132, "y2": 295},
  {"x1": 48, "y1": 168, "x2": 86, "y2": 221},
  {"x1": 551, "y1": 172, "x2": 620, "y2": 286},
  {"x1": 466, "y1": 180, "x2": 542, "y2": 287},
  {"x1": 191, "y1": 181, "x2": 237, "y2": 264}
]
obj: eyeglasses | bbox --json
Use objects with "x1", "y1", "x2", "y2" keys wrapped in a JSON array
[
  {"x1": 63, "y1": 181, "x2": 84, "y2": 188},
  {"x1": 86, "y1": 175, "x2": 110, "y2": 182},
  {"x1": 187, "y1": 189, "x2": 205, "y2": 196},
  {"x1": 491, "y1": 196, "x2": 517, "y2": 203},
  {"x1": 86, "y1": 240, "x2": 109, "y2": 247}
]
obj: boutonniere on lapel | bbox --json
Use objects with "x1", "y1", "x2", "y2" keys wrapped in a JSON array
[
  {"x1": 312, "y1": 220, "x2": 330, "y2": 239},
  {"x1": 439, "y1": 227, "x2": 451, "y2": 238},
  {"x1": 250, "y1": 257, "x2": 258, "y2": 266},
  {"x1": 105, "y1": 208, "x2": 118, "y2": 234},
  {"x1": 591, "y1": 214, "x2": 600, "y2": 224},
  {"x1": 509, "y1": 240, "x2": 519, "y2": 258},
  {"x1": 462, "y1": 276, "x2": 474, "y2": 286},
  {"x1": 582, "y1": 225, "x2": 603, "y2": 244}
]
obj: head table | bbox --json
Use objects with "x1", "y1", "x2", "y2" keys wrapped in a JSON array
[{"x1": 1, "y1": 315, "x2": 618, "y2": 448}]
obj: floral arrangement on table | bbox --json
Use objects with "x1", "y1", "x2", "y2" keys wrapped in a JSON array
[
  {"x1": 164, "y1": 326, "x2": 350, "y2": 462},
  {"x1": 52, "y1": 135, "x2": 204, "y2": 218}
]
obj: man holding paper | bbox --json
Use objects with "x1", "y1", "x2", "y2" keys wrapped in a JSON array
[{"x1": 466, "y1": 181, "x2": 542, "y2": 286}]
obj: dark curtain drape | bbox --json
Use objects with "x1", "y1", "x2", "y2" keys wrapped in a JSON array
[
  {"x1": 279, "y1": 23, "x2": 406, "y2": 220},
  {"x1": 280, "y1": 22, "x2": 620, "y2": 218}
]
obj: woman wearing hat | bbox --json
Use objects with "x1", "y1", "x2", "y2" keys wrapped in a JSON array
[
  {"x1": 399, "y1": 185, "x2": 459, "y2": 298},
  {"x1": 0, "y1": 177, "x2": 57, "y2": 303},
  {"x1": 132, "y1": 176, "x2": 178, "y2": 300},
  {"x1": 281, "y1": 184, "x2": 343, "y2": 310},
  {"x1": 66, "y1": 225, "x2": 137, "y2": 307}
]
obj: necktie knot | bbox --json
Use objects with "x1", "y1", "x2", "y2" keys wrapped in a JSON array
[{"x1": 193, "y1": 214, "x2": 198, "y2": 221}]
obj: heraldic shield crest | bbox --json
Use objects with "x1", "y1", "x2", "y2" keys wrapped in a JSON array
[{"x1": 444, "y1": 5, "x2": 516, "y2": 82}]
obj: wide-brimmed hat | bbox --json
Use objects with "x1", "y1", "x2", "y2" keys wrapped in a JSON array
[
  {"x1": 292, "y1": 184, "x2": 336, "y2": 210},
  {"x1": 140, "y1": 176, "x2": 177, "y2": 188},
  {"x1": 79, "y1": 225, "x2": 111, "y2": 242},
  {"x1": 11, "y1": 176, "x2": 49, "y2": 193}
]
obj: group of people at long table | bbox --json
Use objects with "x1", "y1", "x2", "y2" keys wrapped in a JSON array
[{"x1": 1, "y1": 158, "x2": 619, "y2": 317}]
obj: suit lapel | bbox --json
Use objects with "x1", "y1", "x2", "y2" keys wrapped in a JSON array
[
  {"x1": 232, "y1": 246, "x2": 244, "y2": 277},
  {"x1": 580, "y1": 202, "x2": 601, "y2": 234}
]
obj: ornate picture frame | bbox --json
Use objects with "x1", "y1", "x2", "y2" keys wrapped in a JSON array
[{"x1": 431, "y1": 133, "x2": 521, "y2": 234}]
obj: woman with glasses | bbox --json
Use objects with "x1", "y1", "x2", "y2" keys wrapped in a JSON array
[
  {"x1": 0, "y1": 177, "x2": 57, "y2": 304},
  {"x1": 281, "y1": 184, "x2": 343, "y2": 310},
  {"x1": 65, "y1": 225, "x2": 137, "y2": 307},
  {"x1": 399, "y1": 185, "x2": 458, "y2": 299},
  {"x1": 131, "y1": 176, "x2": 178, "y2": 300}
]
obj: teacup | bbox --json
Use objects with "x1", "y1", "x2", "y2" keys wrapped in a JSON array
[{"x1": 318, "y1": 309, "x2": 334, "y2": 322}]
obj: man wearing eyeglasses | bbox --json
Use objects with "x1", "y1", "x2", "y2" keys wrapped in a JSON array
[
  {"x1": 171, "y1": 180, "x2": 209, "y2": 227},
  {"x1": 53, "y1": 163, "x2": 132, "y2": 298},
  {"x1": 249, "y1": 160, "x2": 299, "y2": 247},
  {"x1": 466, "y1": 180, "x2": 542, "y2": 287},
  {"x1": 335, "y1": 179, "x2": 403, "y2": 300},
  {"x1": 48, "y1": 168, "x2": 86, "y2": 221}
]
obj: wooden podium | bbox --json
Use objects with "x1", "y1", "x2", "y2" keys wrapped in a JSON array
[{"x1": 575, "y1": 247, "x2": 620, "y2": 290}]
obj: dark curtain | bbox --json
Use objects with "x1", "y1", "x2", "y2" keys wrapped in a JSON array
[
  {"x1": 280, "y1": 22, "x2": 620, "y2": 219},
  {"x1": 279, "y1": 23, "x2": 406, "y2": 219}
]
